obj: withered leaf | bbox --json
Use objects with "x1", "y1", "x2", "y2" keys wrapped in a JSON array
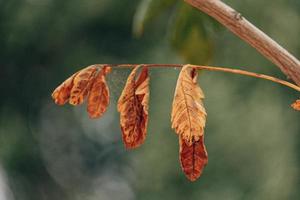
[
  {"x1": 171, "y1": 65, "x2": 208, "y2": 181},
  {"x1": 69, "y1": 65, "x2": 99, "y2": 105},
  {"x1": 52, "y1": 64, "x2": 112, "y2": 119},
  {"x1": 52, "y1": 72, "x2": 79, "y2": 105},
  {"x1": 291, "y1": 99, "x2": 300, "y2": 111},
  {"x1": 171, "y1": 65, "x2": 207, "y2": 145},
  {"x1": 87, "y1": 66, "x2": 111, "y2": 119},
  {"x1": 179, "y1": 135, "x2": 208, "y2": 181},
  {"x1": 117, "y1": 65, "x2": 150, "y2": 149}
]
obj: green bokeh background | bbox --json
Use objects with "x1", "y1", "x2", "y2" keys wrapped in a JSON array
[{"x1": 1, "y1": 0, "x2": 300, "y2": 199}]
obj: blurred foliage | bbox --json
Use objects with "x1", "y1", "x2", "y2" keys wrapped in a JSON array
[
  {"x1": 133, "y1": 0, "x2": 219, "y2": 64},
  {"x1": 133, "y1": 0, "x2": 177, "y2": 37},
  {"x1": 1, "y1": 0, "x2": 300, "y2": 200}
]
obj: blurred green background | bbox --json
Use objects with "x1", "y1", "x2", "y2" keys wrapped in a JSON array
[{"x1": 1, "y1": 0, "x2": 300, "y2": 199}]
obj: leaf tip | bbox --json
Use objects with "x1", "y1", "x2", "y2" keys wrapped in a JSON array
[{"x1": 291, "y1": 99, "x2": 300, "y2": 111}]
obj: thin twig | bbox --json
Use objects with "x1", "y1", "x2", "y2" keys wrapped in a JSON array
[
  {"x1": 109, "y1": 64, "x2": 300, "y2": 92},
  {"x1": 184, "y1": 0, "x2": 300, "y2": 86},
  {"x1": 191, "y1": 65, "x2": 300, "y2": 92},
  {"x1": 110, "y1": 64, "x2": 182, "y2": 68}
]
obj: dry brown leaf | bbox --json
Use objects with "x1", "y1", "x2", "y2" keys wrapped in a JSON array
[
  {"x1": 52, "y1": 64, "x2": 112, "y2": 116},
  {"x1": 117, "y1": 65, "x2": 150, "y2": 149},
  {"x1": 171, "y1": 65, "x2": 208, "y2": 181},
  {"x1": 52, "y1": 72, "x2": 79, "y2": 105},
  {"x1": 171, "y1": 65, "x2": 207, "y2": 145},
  {"x1": 69, "y1": 65, "x2": 99, "y2": 105},
  {"x1": 87, "y1": 66, "x2": 111, "y2": 119},
  {"x1": 179, "y1": 135, "x2": 208, "y2": 181},
  {"x1": 291, "y1": 99, "x2": 300, "y2": 111}
]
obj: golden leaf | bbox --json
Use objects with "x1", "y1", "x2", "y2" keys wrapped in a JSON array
[
  {"x1": 117, "y1": 65, "x2": 150, "y2": 149},
  {"x1": 69, "y1": 65, "x2": 99, "y2": 105},
  {"x1": 87, "y1": 66, "x2": 112, "y2": 119},
  {"x1": 291, "y1": 99, "x2": 300, "y2": 111},
  {"x1": 179, "y1": 135, "x2": 208, "y2": 181},
  {"x1": 171, "y1": 65, "x2": 207, "y2": 145}
]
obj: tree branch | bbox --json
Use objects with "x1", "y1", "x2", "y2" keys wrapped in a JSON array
[{"x1": 184, "y1": 0, "x2": 300, "y2": 85}]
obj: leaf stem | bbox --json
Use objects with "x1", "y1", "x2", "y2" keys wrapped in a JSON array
[
  {"x1": 110, "y1": 64, "x2": 300, "y2": 92},
  {"x1": 191, "y1": 65, "x2": 300, "y2": 93}
]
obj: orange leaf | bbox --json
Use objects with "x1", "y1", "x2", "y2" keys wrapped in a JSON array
[
  {"x1": 291, "y1": 99, "x2": 300, "y2": 111},
  {"x1": 117, "y1": 65, "x2": 150, "y2": 149},
  {"x1": 69, "y1": 65, "x2": 99, "y2": 105},
  {"x1": 52, "y1": 64, "x2": 112, "y2": 118},
  {"x1": 179, "y1": 135, "x2": 208, "y2": 181},
  {"x1": 52, "y1": 72, "x2": 79, "y2": 105},
  {"x1": 87, "y1": 66, "x2": 111, "y2": 119}
]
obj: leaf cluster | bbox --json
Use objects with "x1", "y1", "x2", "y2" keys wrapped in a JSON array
[{"x1": 52, "y1": 64, "x2": 208, "y2": 181}]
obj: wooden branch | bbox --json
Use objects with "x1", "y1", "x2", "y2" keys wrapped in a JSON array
[{"x1": 184, "y1": 0, "x2": 300, "y2": 85}]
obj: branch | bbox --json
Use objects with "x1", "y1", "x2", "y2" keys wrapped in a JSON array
[
  {"x1": 111, "y1": 64, "x2": 300, "y2": 92},
  {"x1": 191, "y1": 65, "x2": 300, "y2": 92},
  {"x1": 184, "y1": 0, "x2": 300, "y2": 86}
]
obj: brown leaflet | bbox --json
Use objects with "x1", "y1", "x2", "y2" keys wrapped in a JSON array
[
  {"x1": 171, "y1": 65, "x2": 208, "y2": 181},
  {"x1": 69, "y1": 65, "x2": 99, "y2": 106},
  {"x1": 87, "y1": 66, "x2": 112, "y2": 119},
  {"x1": 117, "y1": 65, "x2": 150, "y2": 149},
  {"x1": 179, "y1": 135, "x2": 208, "y2": 181},
  {"x1": 171, "y1": 65, "x2": 207, "y2": 145},
  {"x1": 52, "y1": 72, "x2": 79, "y2": 105}
]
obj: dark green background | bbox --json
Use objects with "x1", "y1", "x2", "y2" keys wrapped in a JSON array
[{"x1": 1, "y1": 0, "x2": 300, "y2": 199}]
